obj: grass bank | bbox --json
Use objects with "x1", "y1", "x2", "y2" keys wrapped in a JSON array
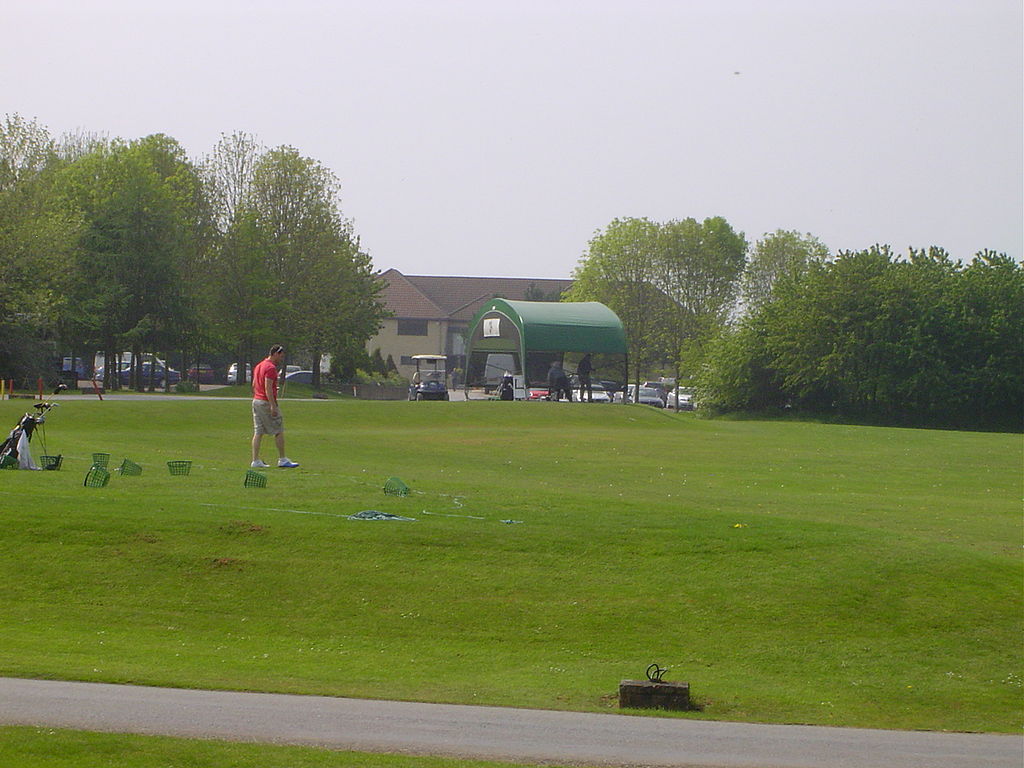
[
  {"x1": 0, "y1": 726, "x2": 538, "y2": 768},
  {"x1": 0, "y1": 398, "x2": 1019, "y2": 733}
]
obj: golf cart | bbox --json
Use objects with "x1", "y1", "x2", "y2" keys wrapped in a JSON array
[{"x1": 408, "y1": 354, "x2": 449, "y2": 401}]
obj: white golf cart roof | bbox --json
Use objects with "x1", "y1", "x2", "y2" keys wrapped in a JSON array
[{"x1": 411, "y1": 354, "x2": 447, "y2": 361}]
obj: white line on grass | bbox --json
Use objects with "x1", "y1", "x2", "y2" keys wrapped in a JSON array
[
  {"x1": 420, "y1": 510, "x2": 486, "y2": 520},
  {"x1": 197, "y1": 502, "x2": 352, "y2": 519}
]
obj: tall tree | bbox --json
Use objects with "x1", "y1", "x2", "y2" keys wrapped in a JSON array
[
  {"x1": 740, "y1": 229, "x2": 829, "y2": 312},
  {"x1": 203, "y1": 131, "x2": 262, "y2": 239},
  {"x1": 658, "y1": 216, "x2": 747, "y2": 395},
  {"x1": 55, "y1": 135, "x2": 201, "y2": 389},
  {"x1": 948, "y1": 250, "x2": 1024, "y2": 420},
  {"x1": 241, "y1": 145, "x2": 385, "y2": 386},
  {"x1": 567, "y1": 217, "x2": 663, "y2": 392},
  {"x1": 0, "y1": 114, "x2": 80, "y2": 383},
  {"x1": 201, "y1": 132, "x2": 265, "y2": 381}
]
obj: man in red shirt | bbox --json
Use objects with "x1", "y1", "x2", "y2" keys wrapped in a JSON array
[{"x1": 251, "y1": 344, "x2": 299, "y2": 469}]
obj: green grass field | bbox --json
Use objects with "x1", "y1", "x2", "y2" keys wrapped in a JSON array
[
  {"x1": 0, "y1": 726, "x2": 545, "y2": 768},
  {"x1": 0, "y1": 396, "x2": 1020, "y2": 736}
]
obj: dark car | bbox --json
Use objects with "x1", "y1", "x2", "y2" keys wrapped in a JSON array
[
  {"x1": 97, "y1": 362, "x2": 180, "y2": 387},
  {"x1": 284, "y1": 370, "x2": 314, "y2": 385},
  {"x1": 60, "y1": 357, "x2": 88, "y2": 379},
  {"x1": 137, "y1": 363, "x2": 180, "y2": 386},
  {"x1": 186, "y1": 364, "x2": 215, "y2": 384}
]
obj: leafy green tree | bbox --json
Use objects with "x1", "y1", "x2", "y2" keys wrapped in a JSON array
[
  {"x1": 203, "y1": 131, "x2": 262, "y2": 237},
  {"x1": 200, "y1": 132, "x2": 265, "y2": 381},
  {"x1": 948, "y1": 250, "x2": 1024, "y2": 421},
  {"x1": 244, "y1": 146, "x2": 385, "y2": 388},
  {"x1": 0, "y1": 113, "x2": 54, "y2": 191},
  {"x1": 570, "y1": 216, "x2": 747, "y2": 397},
  {"x1": 210, "y1": 211, "x2": 286, "y2": 379},
  {"x1": 741, "y1": 229, "x2": 829, "y2": 312},
  {"x1": 696, "y1": 313, "x2": 782, "y2": 412},
  {"x1": 202, "y1": 138, "x2": 384, "y2": 387},
  {"x1": 524, "y1": 281, "x2": 566, "y2": 302},
  {"x1": 0, "y1": 114, "x2": 80, "y2": 384},
  {"x1": 658, "y1": 216, "x2": 747, "y2": 395},
  {"x1": 567, "y1": 217, "x2": 664, "y2": 391},
  {"x1": 54, "y1": 135, "x2": 201, "y2": 389},
  {"x1": 698, "y1": 245, "x2": 1023, "y2": 428}
]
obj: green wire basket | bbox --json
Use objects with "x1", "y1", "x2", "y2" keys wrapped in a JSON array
[
  {"x1": 119, "y1": 458, "x2": 142, "y2": 476},
  {"x1": 383, "y1": 476, "x2": 410, "y2": 496},
  {"x1": 91, "y1": 452, "x2": 110, "y2": 468},
  {"x1": 244, "y1": 469, "x2": 268, "y2": 488},
  {"x1": 167, "y1": 460, "x2": 192, "y2": 476},
  {"x1": 40, "y1": 454, "x2": 63, "y2": 471},
  {"x1": 83, "y1": 467, "x2": 110, "y2": 488},
  {"x1": 0, "y1": 454, "x2": 17, "y2": 470}
]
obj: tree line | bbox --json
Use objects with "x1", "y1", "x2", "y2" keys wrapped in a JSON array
[
  {"x1": 569, "y1": 218, "x2": 1022, "y2": 429},
  {"x1": 3, "y1": 110, "x2": 1020, "y2": 426},
  {"x1": 0, "y1": 114, "x2": 386, "y2": 390}
]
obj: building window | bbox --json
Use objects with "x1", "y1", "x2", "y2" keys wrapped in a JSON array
[
  {"x1": 397, "y1": 319, "x2": 428, "y2": 336},
  {"x1": 400, "y1": 356, "x2": 415, "y2": 366}
]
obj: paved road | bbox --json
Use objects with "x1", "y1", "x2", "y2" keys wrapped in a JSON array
[{"x1": 0, "y1": 678, "x2": 1019, "y2": 767}]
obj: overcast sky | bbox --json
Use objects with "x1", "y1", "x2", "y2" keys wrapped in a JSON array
[{"x1": 4, "y1": 0, "x2": 1021, "y2": 278}]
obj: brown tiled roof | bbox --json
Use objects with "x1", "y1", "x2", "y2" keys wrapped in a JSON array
[
  {"x1": 378, "y1": 269, "x2": 446, "y2": 319},
  {"x1": 380, "y1": 269, "x2": 574, "y2": 322}
]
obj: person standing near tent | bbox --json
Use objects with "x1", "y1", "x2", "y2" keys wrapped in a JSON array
[
  {"x1": 251, "y1": 344, "x2": 299, "y2": 469},
  {"x1": 547, "y1": 360, "x2": 573, "y2": 402},
  {"x1": 577, "y1": 353, "x2": 593, "y2": 402}
]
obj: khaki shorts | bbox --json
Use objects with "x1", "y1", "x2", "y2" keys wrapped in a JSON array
[{"x1": 252, "y1": 399, "x2": 284, "y2": 435}]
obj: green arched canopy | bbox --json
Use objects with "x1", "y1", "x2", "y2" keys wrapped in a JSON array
[{"x1": 465, "y1": 299, "x2": 627, "y2": 388}]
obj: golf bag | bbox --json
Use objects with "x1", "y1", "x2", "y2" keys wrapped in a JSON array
[
  {"x1": 0, "y1": 402, "x2": 55, "y2": 470},
  {"x1": 498, "y1": 372, "x2": 515, "y2": 401}
]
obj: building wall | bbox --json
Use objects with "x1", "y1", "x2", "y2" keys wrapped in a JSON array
[{"x1": 368, "y1": 318, "x2": 450, "y2": 379}]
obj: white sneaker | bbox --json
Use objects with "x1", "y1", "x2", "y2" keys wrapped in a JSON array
[
  {"x1": 278, "y1": 458, "x2": 299, "y2": 468},
  {"x1": 251, "y1": 459, "x2": 269, "y2": 469}
]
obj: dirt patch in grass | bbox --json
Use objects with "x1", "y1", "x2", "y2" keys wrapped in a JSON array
[
  {"x1": 219, "y1": 521, "x2": 268, "y2": 536},
  {"x1": 210, "y1": 557, "x2": 246, "y2": 570}
]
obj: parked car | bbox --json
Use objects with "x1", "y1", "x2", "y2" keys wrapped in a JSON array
[
  {"x1": 96, "y1": 362, "x2": 180, "y2": 387},
  {"x1": 668, "y1": 387, "x2": 695, "y2": 410},
  {"x1": 284, "y1": 370, "x2": 314, "y2": 385},
  {"x1": 227, "y1": 363, "x2": 252, "y2": 384},
  {"x1": 186, "y1": 364, "x2": 215, "y2": 384},
  {"x1": 642, "y1": 381, "x2": 671, "y2": 405},
  {"x1": 614, "y1": 385, "x2": 666, "y2": 407},
  {"x1": 156, "y1": 364, "x2": 181, "y2": 386},
  {"x1": 93, "y1": 362, "x2": 122, "y2": 381},
  {"x1": 60, "y1": 357, "x2": 88, "y2": 379},
  {"x1": 574, "y1": 382, "x2": 613, "y2": 402},
  {"x1": 137, "y1": 362, "x2": 180, "y2": 386}
]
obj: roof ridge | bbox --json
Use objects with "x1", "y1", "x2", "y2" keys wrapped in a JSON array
[{"x1": 383, "y1": 269, "x2": 446, "y2": 315}]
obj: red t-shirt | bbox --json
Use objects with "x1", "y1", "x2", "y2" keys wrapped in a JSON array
[{"x1": 252, "y1": 358, "x2": 278, "y2": 401}]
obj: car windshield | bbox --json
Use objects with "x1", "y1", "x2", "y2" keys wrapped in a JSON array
[{"x1": 639, "y1": 388, "x2": 660, "y2": 397}]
